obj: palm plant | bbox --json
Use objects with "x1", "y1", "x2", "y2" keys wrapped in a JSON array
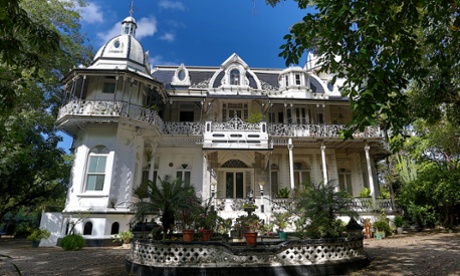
[
  {"x1": 132, "y1": 177, "x2": 199, "y2": 238},
  {"x1": 296, "y1": 180, "x2": 357, "y2": 239}
]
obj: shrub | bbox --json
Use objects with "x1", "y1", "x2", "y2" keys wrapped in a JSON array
[
  {"x1": 373, "y1": 220, "x2": 392, "y2": 236},
  {"x1": 358, "y1": 187, "x2": 371, "y2": 198},
  {"x1": 27, "y1": 228, "x2": 51, "y2": 242},
  {"x1": 276, "y1": 187, "x2": 290, "y2": 198},
  {"x1": 112, "y1": 230, "x2": 133, "y2": 244},
  {"x1": 394, "y1": 215, "x2": 405, "y2": 228},
  {"x1": 61, "y1": 234, "x2": 85, "y2": 251}
]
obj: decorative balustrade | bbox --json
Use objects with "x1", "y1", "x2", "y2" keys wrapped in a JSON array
[
  {"x1": 57, "y1": 100, "x2": 164, "y2": 130},
  {"x1": 268, "y1": 123, "x2": 383, "y2": 139},
  {"x1": 348, "y1": 198, "x2": 394, "y2": 213},
  {"x1": 211, "y1": 116, "x2": 261, "y2": 132},
  {"x1": 162, "y1": 122, "x2": 203, "y2": 135},
  {"x1": 127, "y1": 237, "x2": 368, "y2": 274}
]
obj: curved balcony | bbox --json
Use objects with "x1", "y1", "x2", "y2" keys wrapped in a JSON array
[{"x1": 56, "y1": 100, "x2": 164, "y2": 135}]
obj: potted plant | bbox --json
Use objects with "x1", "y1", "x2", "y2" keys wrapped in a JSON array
[
  {"x1": 242, "y1": 203, "x2": 258, "y2": 216},
  {"x1": 272, "y1": 211, "x2": 292, "y2": 240},
  {"x1": 112, "y1": 230, "x2": 133, "y2": 245},
  {"x1": 394, "y1": 215, "x2": 405, "y2": 234},
  {"x1": 177, "y1": 208, "x2": 196, "y2": 242},
  {"x1": 217, "y1": 217, "x2": 233, "y2": 242},
  {"x1": 235, "y1": 214, "x2": 261, "y2": 246},
  {"x1": 27, "y1": 228, "x2": 51, "y2": 247}
]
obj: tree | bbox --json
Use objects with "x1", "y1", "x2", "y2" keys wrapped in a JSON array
[
  {"x1": 0, "y1": 0, "x2": 92, "y2": 219},
  {"x1": 132, "y1": 178, "x2": 200, "y2": 238},
  {"x1": 295, "y1": 181, "x2": 357, "y2": 238},
  {"x1": 267, "y1": 0, "x2": 460, "y2": 137},
  {"x1": 394, "y1": 118, "x2": 460, "y2": 229}
]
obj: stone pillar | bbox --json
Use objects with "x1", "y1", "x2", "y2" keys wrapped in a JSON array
[
  {"x1": 288, "y1": 138, "x2": 295, "y2": 190},
  {"x1": 321, "y1": 142, "x2": 328, "y2": 183}
]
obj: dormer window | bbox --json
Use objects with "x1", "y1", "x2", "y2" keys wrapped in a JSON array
[
  {"x1": 178, "y1": 69, "x2": 186, "y2": 81},
  {"x1": 230, "y1": 69, "x2": 240, "y2": 85},
  {"x1": 295, "y1": 74, "x2": 301, "y2": 85}
]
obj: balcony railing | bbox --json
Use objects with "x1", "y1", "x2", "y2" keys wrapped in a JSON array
[
  {"x1": 162, "y1": 122, "x2": 203, "y2": 135},
  {"x1": 57, "y1": 100, "x2": 164, "y2": 130},
  {"x1": 215, "y1": 197, "x2": 394, "y2": 215},
  {"x1": 269, "y1": 123, "x2": 384, "y2": 138}
]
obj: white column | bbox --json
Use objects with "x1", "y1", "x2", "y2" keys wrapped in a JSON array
[
  {"x1": 364, "y1": 144, "x2": 376, "y2": 201},
  {"x1": 148, "y1": 153, "x2": 155, "y2": 182},
  {"x1": 321, "y1": 142, "x2": 328, "y2": 183},
  {"x1": 288, "y1": 138, "x2": 295, "y2": 190}
]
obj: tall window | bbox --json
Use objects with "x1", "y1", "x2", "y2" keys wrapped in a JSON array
[
  {"x1": 230, "y1": 69, "x2": 240, "y2": 85},
  {"x1": 295, "y1": 74, "x2": 301, "y2": 85},
  {"x1": 294, "y1": 162, "x2": 311, "y2": 190},
  {"x1": 176, "y1": 170, "x2": 191, "y2": 186},
  {"x1": 85, "y1": 146, "x2": 109, "y2": 191},
  {"x1": 226, "y1": 172, "x2": 244, "y2": 198},
  {"x1": 338, "y1": 168, "x2": 353, "y2": 195},
  {"x1": 102, "y1": 82, "x2": 115, "y2": 93}
]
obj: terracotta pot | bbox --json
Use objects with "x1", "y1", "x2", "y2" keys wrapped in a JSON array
[
  {"x1": 244, "y1": 232, "x2": 258, "y2": 246},
  {"x1": 182, "y1": 230, "x2": 194, "y2": 242},
  {"x1": 201, "y1": 230, "x2": 213, "y2": 241}
]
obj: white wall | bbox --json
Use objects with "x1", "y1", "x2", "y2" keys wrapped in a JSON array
[{"x1": 39, "y1": 212, "x2": 62, "y2": 247}]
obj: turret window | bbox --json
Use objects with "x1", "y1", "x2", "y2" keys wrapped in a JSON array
[{"x1": 85, "y1": 146, "x2": 109, "y2": 192}]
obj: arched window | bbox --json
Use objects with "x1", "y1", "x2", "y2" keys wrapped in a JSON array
[
  {"x1": 111, "y1": 222, "x2": 120, "y2": 235},
  {"x1": 83, "y1": 222, "x2": 93, "y2": 235},
  {"x1": 85, "y1": 145, "x2": 109, "y2": 191},
  {"x1": 65, "y1": 222, "x2": 70, "y2": 235},
  {"x1": 230, "y1": 69, "x2": 240, "y2": 85}
]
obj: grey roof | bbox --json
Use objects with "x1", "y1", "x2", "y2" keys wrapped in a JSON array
[
  {"x1": 151, "y1": 67, "x2": 325, "y2": 93},
  {"x1": 310, "y1": 77, "x2": 324, "y2": 94},
  {"x1": 255, "y1": 72, "x2": 279, "y2": 88}
]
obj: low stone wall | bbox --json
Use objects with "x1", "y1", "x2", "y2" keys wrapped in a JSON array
[{"x1": 126, "y1": 236, "x2": 369, "y2": 275}]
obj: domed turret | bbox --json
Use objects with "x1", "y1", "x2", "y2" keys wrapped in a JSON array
[{"x1": 89, "y1": 13, "x2": 151, "y2": 75}]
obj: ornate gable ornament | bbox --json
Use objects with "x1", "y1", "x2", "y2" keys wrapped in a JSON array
[{"x1": 171, "y1": 64, "x2": 191, "y2": 86}]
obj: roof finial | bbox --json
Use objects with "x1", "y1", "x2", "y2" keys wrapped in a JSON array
[{"x1": 129, "y1": 0, "x2": 135, "y2": 17}]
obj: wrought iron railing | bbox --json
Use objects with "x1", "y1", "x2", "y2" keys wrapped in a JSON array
[
  {"x1": 57, "y1": 100, "x2": 164, "y2": 130},
  {"x1": 268, "y1": 123, "x2": 383, "y2": 138}
]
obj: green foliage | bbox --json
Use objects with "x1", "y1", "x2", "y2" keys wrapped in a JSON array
[
  {"x1": 357, "y1": 187, "x2": 371, "y2": 198},
  {"x1": 112, "y1": 231, "x2": 133, "y2": 244},
  {"x1": 217, "y1": 217, "x2": 233, "y2": 235},
  {"x1": 269, "y1": 0, "x2": 460, "y2": 138},
  {"x1": 295, "y1": 181, "x2": 357, "y2": 239},
  {"x1": 272, "y1": 211, "x2": 292, "y2": 231},
  {"x1": 132, "y1": 177, "x2": 199, "y2": 238},
  {"x1": 234, "y1": 214, "x2": 261, "y2": 233},
  {"x1": 393, "y1": 215, "x2": 405, "y2": 228},
  {"x1": 373, "y1": 220, "x2": 392, "y2": 236},
  {"x1": 378, "y1": 186, "x2": 391, "y2": 199},
  {"x1": 246, "y1": 113, "x2": 263, "y2": 123},
  {"x1": 0, "y1": 0, "x2": 91, "y2": 220},
  {"x1": 276, "y1": 187, "x2": 291, "y2": 198},
  {"x1": 26, "y1": 228, "x2": 51, "y2": 242},
  {"x1": 61, "y1": 234, "x2": 85, "y2": 251}
]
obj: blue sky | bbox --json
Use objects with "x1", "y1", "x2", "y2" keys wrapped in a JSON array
[
  {"x1": 59, "y1": 0, "x2": 312, "y2": 151},
  {"x1": 78, "y1": 0, "x2": 311, "y2": 68}
]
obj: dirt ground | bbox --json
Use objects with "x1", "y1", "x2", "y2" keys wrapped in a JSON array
[{"x1": 0, "y1": 231, "x2": 459, "y2": 276}]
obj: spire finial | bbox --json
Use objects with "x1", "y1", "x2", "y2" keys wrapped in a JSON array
[{"x1": 129, "y1": 0, "x2": 135, "y2": 17}]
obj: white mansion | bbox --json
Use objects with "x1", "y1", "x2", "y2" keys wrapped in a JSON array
[{"x1": 54, "y1": 14, "x2": 390, "y2": 244}]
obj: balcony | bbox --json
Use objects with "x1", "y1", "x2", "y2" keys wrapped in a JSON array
[
  {"x1": 202, "y1": 116, "x2": 270, "y2": 150},
  {"x1": 56, "y1": 100, "x2": 164, "y2": 135}
]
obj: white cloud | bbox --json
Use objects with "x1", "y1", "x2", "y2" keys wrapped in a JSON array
[
  {"x1": 136, "y1": 17, "x2": 158, "y2": 40},
  {"x1": 159, "y1": 32, "x2": 175, "y2": 42},
  {"x1": 80, "y1": 1, "x2": 104, "y2": 24},
  {"x1": 158, "y1": 0, "x2": 186, "y2": 11},
  {"x1": 96, "y1": 16, "x2": 157, "y2": 44}
]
